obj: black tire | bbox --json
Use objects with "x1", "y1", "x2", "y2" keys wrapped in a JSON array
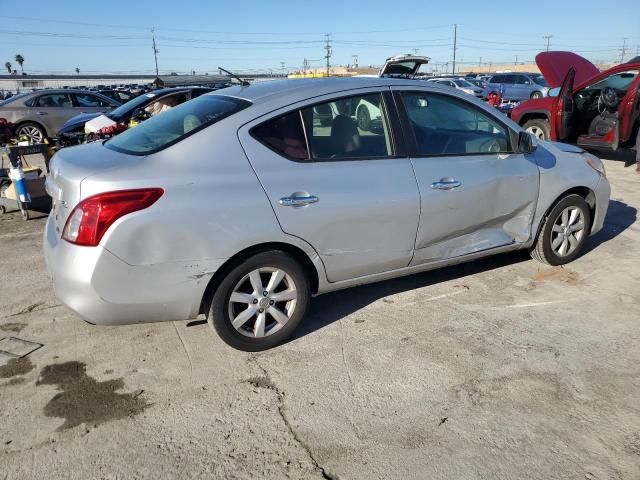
[
  {"x1": 356, "y1": 105, "x2": 371, "y2": 131},
  {"x1": 522, "y1": 118, "x2": 550, "y2": 141},
  {"x1": 530, "y1": 194, "x2": 592, "y2": 266},
  {"x1": 15, "y1": 122, "x2": 47, "y2": 144},
  {"x1": 208, "y1": 250, "x2": 310, "y2": 351},
  {"x1": 530, "y1": 91, "x2": 543, "y2": 99}
]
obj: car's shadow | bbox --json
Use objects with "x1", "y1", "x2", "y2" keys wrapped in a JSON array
[
  {"x1": 293, "y1": 199, "x2": 636, "y2": 342},
  {"x1": 582, "y1": 199, "x2": 636, "y2": 255},
  {"x1": 591, "y1": 148, "x2": 637, "y2": 167}
]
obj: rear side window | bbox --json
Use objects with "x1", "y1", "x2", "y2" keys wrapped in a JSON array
[
  {"x1": 33, "y1": 93, "x2": 73, "y2": 108},
  {"x1": 74, "y1": 93, "x2": 111, "y2": 107},
  {"x1": 105, "y1": 95, "x2": 251, "y2": 155},
  {"x1": 252, "y1": 111, "x2": 309, "y2": 161},
  {"x1": 252, "y1": 93, "x2": 394, "y2": 162},
  {"x1": 490, "y1": 75, "x2": 504, "y2": 83}
]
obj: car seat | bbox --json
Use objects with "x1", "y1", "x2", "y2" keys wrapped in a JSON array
[{"x1": 330, "y1": 115, "x2": 360, "y2": 156}]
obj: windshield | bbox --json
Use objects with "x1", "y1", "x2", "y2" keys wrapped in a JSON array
[
  {"x1": 533, "y1": 75, "x2": 548, "y2": 86},
  {"x1": 452, "y1": 79, "x2": 474, "y2": 88},
  {"x1": 106, "y1": 92, "x2": 161, "y2": 121},
  {"x1": 0, "y1": 92, "x2": 30, "y2": 106},
  {"x1": 105, "y1": 95, "x2": 251, "y2": 155}
]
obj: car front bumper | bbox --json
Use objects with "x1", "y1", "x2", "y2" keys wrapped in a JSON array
[
  {"x1": 591, "y1": 174, "x2": 611, "y2": 236},
  {"x1": 43, "y1": 214, "x2": 216, "y2": 325}
]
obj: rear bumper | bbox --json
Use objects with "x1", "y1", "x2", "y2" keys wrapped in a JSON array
[
  {"x1": 43, "y1": 214, "x2": 217, "y2": 325},
  {"x1": 591, "y1": 175, "x2": 610, "y2": 235}
]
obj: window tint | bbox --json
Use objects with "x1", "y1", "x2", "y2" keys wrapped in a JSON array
[
  {"x1": 301, "y1": 93, "x2": 393, "y2": 160},
  {"x1": 515, "y1": 75, "x2": 529, "y2": 85},
  {"x1": 105, "y1": 95, "x2": 251, "y2": 155},
  {"x1": 490, "y1": 75, "x2": 504, "y2": 83},
  {"x1": 253, "y1": 111, "x2": 309, "y2": 161},
  {"x1": 502, "y1": 75, "x2": 517, "y2": 84},
  {"x1": 583, "y1": 70, "x2": 639, "y2": 95},
  {"x1": 400, "y1": 92, "x2": 512, "y2": 156},
  {"x1": 34, "y1": 93, "x2": 72, "y2": 108},
  {"x1": 74, "y1": 93, "x2": 110, "y2": 107}
]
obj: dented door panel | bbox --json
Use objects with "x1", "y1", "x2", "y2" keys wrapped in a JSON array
[{"x1": 410, "y1": 153, "x2": 539, "y2": 265}]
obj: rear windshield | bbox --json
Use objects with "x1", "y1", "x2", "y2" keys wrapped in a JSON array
[{"x1": 105, "y1": 95, "x2": 251, "y2": 155}]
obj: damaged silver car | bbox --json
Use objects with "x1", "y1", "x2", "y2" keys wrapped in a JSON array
[{"x1": 44, "y1": 76, "x2": 610, "y2": 351}]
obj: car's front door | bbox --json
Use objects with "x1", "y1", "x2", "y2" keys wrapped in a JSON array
[
  {"x1": 551, "y1": 67, "x2": 576, "y2": 141},
  {"x1": 394, "y1": 89, "x2": 540, "y2": 264},
  {"x1": 238, "y1": 89, "x2": 421, "y2": 283}
]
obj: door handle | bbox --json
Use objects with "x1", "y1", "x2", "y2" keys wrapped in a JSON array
[
  {"x1": 279, "y1": 194, "x2": 319, "y2": 207},
  {"x1": 431, "y1": 178, "x2": 462, "y2": 190},
  {"x1": 36, "y1": 111, "x2": 48, "y2": 115}
]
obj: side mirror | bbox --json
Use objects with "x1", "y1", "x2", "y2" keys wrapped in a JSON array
[
  {"x1": 518, "y1": 131, "x2": 538, "y2": 153},
  {"x1": 547, "y1": 87, "x2": 560, "y2": 98}
]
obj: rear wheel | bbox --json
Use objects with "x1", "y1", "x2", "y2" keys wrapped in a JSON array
[
  {"x1": 530, "y1": 194, "x2": 591, "y2": 265},
  {"x1": 15, "y1": 122, "x2": 46, "y2": 144},
  {"x1": 523, "y1": 119, "x2": 550, "y2": 140},
  {"x1": 209, "y1": 251, "x2": 310, "y2": 351}
]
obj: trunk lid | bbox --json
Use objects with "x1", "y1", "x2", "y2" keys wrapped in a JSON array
[
  {"x1": 379, "y1": 54, "x2": 431, "y2": 78},
  {"x1": 535, "y1": 51, "x2": 600, "y2": 88},
  {"x1": 46, "y1": 142, "x2": 139, "y2": 234}
]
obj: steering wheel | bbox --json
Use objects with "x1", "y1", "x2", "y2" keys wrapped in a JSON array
[{"x1": 599, "y1": 87, "x2": 619, "y2": 110}]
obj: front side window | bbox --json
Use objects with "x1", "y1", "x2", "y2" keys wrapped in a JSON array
[
  {"x1": 400, "y1": 92, "x2": 512, "y2": 156},
  {"x1": 301, "y1": 93, "x2": 393, "y2": 160},
  {"x1": 106, "y1": 95, "x2": 251, "y2": 155},
  {"x1": 33, "y1": 93, "x2": 72, "y2": 108}
]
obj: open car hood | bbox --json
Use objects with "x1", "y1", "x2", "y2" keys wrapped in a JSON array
[
  {"x1": 535, "y1": 51, "x2": 600, "y2": 88},
  {"x1": 379, "y1": 54, "x2": 431, "y2": 78}
]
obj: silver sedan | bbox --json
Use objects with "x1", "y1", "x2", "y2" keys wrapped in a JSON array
[{"x1": 44, "y1": 77, "x2": 610, "y2": 350}]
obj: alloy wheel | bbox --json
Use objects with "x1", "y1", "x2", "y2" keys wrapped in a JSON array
[
  {"x1": 228, "y1": 267, "x2": 298, "y2": 338},
  {"x1": 526, "y1": 125, "x2": 546, "y2": 140},
  {"x1": 17, "y1": 125, "x2": 44, "y2": 143},
  {"x1": 550, "y1": 206, "x2": 585, "y2": 257}
]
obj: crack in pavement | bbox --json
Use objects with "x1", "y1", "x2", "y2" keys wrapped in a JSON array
[{"x1": 248, "y1": 355, "x2": 339, "y2": 480}]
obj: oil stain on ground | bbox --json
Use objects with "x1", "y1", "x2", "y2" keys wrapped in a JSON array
[
  {"x1": 0, "y1": 357, "x2": 34, "y2": 379},
  {"x1": 532, "y1": 267, "x2": 579, "y2": 285},
  {"x1": 37, "y1": 361, "x2": 149, "y2": 430},
  {"x1": 0, "y1": 322, "x2": 27, "y2": 333}
]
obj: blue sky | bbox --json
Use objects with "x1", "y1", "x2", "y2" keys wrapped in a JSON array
[{"x1": 1, "y1": 0, "x2": 638, "y2": 75}]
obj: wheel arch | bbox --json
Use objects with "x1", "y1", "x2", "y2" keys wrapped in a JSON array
[
  {"x1": 199, "y1": 241, "x2": 321, "y2": 317},
  {"x1": 533, "y1": 186, "x2": 597, "y2": 243},
  {"x1": 519, "y1": 111, "x2": 550, "y2": 126}
]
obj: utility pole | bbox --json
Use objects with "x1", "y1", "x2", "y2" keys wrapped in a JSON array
[
  {"x1": 324, "y1": 33, "x2": 332, "y2": 76},
  {"x1": 479, "y1": 56, "x2": 482, "y2": 68},
  {"x1": 543, "y1": 35, "x2": 552, "y2": 52},
  {"x1": 280, "y1": 61, "x2": 286, "y2": 76},
  {"x1": 151, "y1": 28, "x2": 159, "y2": 76},
  {"x1": 452, "y1": 24, "x2": 457, "y2": 75},
  {"x1": 515, "y1": 55, "x2": 518, "y2": 65},
  {"x1": 619, "y1": 37, "x2": 629, "y2": 63},
  {"x1": 352, "y1": 54, "x2": 358, "y2": 68},
  {"x1": 411, "y1": 48, "x2": 418, "y2": 55},
  {"x1": 303, "y1": 58, "x2": 309, "y2": 73}
]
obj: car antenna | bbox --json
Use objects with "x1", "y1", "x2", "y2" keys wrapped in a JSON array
[{"x1": 218, "y1": 67, "x2": 250, "y2": 86}]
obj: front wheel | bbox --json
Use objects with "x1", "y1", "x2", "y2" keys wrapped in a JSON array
[
  {"x1": 530, "y1": 91, "x2": 543, "y2": 99},
  {"x1": 356, "y1": 105, "x2": 371, "y2": 131},
  {"x1": 209, "y1": 251, "x2": 310, "y2": 351},
  {"x1": 530, "y1": 194, "x2": 592, "y2": 266},
  {"x1": 523, "y1": 119, "x2": 550, "y2": 141}
]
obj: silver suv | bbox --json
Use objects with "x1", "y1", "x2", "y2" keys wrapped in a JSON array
[
  {"x1": 486, "y1": 73, "x2": 549, "y2": 101},
  {"x1": 44, "y1": 78, "x2": 610, "y2": 351}
]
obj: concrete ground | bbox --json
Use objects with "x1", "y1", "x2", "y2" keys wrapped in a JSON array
[{"x1": 0, "y1": 156, "x2": 638, "y2": 480}]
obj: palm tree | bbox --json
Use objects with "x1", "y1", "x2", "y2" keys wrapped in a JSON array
[
  {"x1": 75, "y1": 67, "x2": 80, "y2": 75},
  {"x1": 4, "y1": 62, "x2": 11, "y2": 74},
  {"x1": 14, "y1": 54, "x2": 24, "y2": 74}
]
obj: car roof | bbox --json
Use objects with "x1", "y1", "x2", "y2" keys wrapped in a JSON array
[{"x1": 213, "y1": 77, "x2": 435, "y2": 104}]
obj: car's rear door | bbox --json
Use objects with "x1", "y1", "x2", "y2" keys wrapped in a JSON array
[
  {"x1": 27, "y1": 92, "x2": 75, "y2": 135},
  {"x1": 238, "y1": 88, "x2": 421, "y2": 283},
  {"x1": 393, "y1": 88, "x2": 539, "y2": 264}
]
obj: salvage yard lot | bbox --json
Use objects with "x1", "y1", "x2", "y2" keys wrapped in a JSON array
[{"x1": 1, "y1": 157, "x2": 639, "y2": 479}]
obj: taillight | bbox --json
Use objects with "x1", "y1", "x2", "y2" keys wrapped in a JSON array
[{"x1": 62, "y1": 188, "x2": 164, "y2": 246}]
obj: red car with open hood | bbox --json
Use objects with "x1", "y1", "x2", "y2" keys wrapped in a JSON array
[{"x1": 511, "y1": 51, "x2": 640, "y2": 152}]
